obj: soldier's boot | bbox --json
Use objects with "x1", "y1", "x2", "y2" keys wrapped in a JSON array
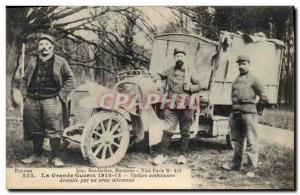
[
  {"x1": 243, "y1": 141, "x2": 259, "y2": 177},
  {"x1": 222, "y1": 142, "x2": 243, "y2": 171},
  {"x1": 153, "y1": 131, "x2": 172, "y2": 165},
  {"x1": 222, "y1": 162, "x2": 241, "y2": 171},
  {"x1": 243, "y1": 167, "x2": 256, "y2": 177},
  {"x1": 177, "y1": 134, "x2": 189, "y2": 165},
  {"x1": 153, "y1": 155, "x2": 169, "y2": 165},
  {"x1": 51, "y1": 157, "x2": 64, "y2": 167},
  {"x1": 49, "y1": 138, "x2": 64, "y2": 167},
  {"x1": 21, "y1": 135, "x2": 44, "y2": 164},
  {"x1": 21, "y1": 154, "x2": 39, "y2": 164},
  {"x1": 176, "y1": 155, "x2": 187, "y2": 165},
  {"x1": 243, "y1": 157, "x2": 257, "y2": 177}
]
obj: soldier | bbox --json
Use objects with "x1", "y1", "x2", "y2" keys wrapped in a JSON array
[
  {"x1": 152, "y1": 48, "x2": 201, "y2": 165},
  {"x1": 20, "y1": 33, "x2": 76, "y2": 167},
  {"x1": 222, "y1": 55, "x2": 269, "y2": 176}
]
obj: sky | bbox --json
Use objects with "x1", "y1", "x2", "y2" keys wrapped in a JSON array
[
  {"x1": 135, "y1": 7, "x2": 175, "y2": 49},
  {"x1": 138, "y1": 6, "x2": 174, "y2": 27}
]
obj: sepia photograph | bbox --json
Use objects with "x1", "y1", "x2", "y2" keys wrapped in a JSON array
[{"x1": 6, "y1": 6, "x2": 295, "y2": 190}]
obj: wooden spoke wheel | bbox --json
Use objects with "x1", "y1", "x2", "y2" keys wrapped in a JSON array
[{"x1": 82, "y1": 111, "x2": 130, "y2": 167}]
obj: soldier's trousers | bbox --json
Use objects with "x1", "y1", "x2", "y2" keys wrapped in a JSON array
[
  {"x1": 23, "y1": 96, "x2": 63, "y2": 157},
  {"x1": 229, "y1": 113, "x2": 259, "y2": 169},
  {"x1": 160, "y1": 108, "x2": 193, "y2": 155}
]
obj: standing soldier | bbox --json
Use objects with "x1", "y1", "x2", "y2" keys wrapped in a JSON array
[
  {"x1": 222, "y1": 55, "x2": 269, "y2": 176},
  {"x1": 20, "y1": 33, "x2": 76, "y2": 167},
  {"x1": 152, "y1": 48, "x2": 201, "y2": 165}
]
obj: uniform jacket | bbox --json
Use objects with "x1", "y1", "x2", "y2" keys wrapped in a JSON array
[
  {"x1": 21, "y1": 54, "x2": 76, "y2": 128},
  {"x1": 231, "y1": 72, "x2": 269, "y2": 114},
  {"x1": 21, "y1": 54, "x2": 75, "y2": 102},
  {"x1": 156, "y1": 65, "x2": 201, "y2": 109},
  {"x1": 158, "y1": 65, "x2": 201, "y2": 94}
]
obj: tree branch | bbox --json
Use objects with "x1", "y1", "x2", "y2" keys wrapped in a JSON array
[{"x1": 69, "y1": 62, "x2": 113, "y2": 73}]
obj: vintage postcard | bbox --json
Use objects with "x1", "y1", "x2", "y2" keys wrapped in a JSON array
[{"x1": 6, "y1": 6, "x2": 295, "y2": 190}]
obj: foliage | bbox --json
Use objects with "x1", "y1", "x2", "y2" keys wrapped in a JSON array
[{"x1": 258, "y1": 107, "x2": 294, "y2": 131}]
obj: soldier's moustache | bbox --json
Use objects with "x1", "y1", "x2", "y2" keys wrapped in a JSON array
[
  {"x1": 39, "y1": 47, "x2": 52, "y2": 56},
  {"x1": 40, "y1": 51, "x2": 49, "y2": 57},
  {"x1": 239, "y1": 65, "x2": 248, "y2": 74},
  {"x1": 175, "y1": 60, "x2": 184, "y2": 69}
]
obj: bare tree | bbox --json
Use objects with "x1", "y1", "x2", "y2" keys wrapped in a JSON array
[
  {"x1": 7, "y1": 6, "x2": 158, "y2": 107},
  {"x1": 8, "y1": 6, "x2": 156, "y2": 86}
]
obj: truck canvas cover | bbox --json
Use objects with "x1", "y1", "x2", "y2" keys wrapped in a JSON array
[{"x1": 210, "y1": 31, "x2": 284, "y2": 105}]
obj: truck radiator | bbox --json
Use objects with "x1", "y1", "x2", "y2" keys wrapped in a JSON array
[{"x1": 70, "y1": 90, "x2": 92, "y2": 125}]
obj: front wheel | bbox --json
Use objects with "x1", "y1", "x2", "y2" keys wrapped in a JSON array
[{"x1": 81, "y1": 111, "x2": 130, "y2": 167}]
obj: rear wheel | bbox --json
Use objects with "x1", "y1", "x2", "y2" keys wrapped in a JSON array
[{"x1": 82, "y1": 111, "x2": 130, "y2": 167}]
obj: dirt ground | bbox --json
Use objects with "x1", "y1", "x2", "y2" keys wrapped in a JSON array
[{"x1": 6, "y1": 123, "x2": 294, "y2": 190}]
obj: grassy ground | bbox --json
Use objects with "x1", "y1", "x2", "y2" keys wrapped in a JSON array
[
  {"x1": 6, "y1": 85, "x2": 294, "y2": 189},
  {"x1": 256, "y1": 143, "x2": 294, "y2": 189},
  {"x1": 258, "y1": 107, "x2": 294, "y2": 131},
  {"x1": 6, "y1": 123, "x2": 294, "y2": 189}
]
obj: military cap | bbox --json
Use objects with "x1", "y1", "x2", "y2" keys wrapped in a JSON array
[
  {"x1": 236, "y1": 55, "x2": 250, "y2": 63},
  {"x1": 38, "y1": 33, "x2": 55, "y2": 45},
  {"x1": 174, "y1": 48, "x2": 186, "y2": 56}
]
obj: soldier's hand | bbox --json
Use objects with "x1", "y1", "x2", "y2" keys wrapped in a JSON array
[
  {"x1": 11, "y1": 88, "x2": 23, "y2": 108},
  {"x1": 256, "y1": 102, "x2": 264, "y2": 115},
  {"x1": 183, "y1": 83, "x2": 191, "y2": 91},
  {"x1": 152, "y1": 75, "x2": 160, "y2": 83}
]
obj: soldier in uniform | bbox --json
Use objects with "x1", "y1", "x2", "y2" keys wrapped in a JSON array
[
  {"x1": 222, "y1": 55, "x2": 269, "y2": 176},
  {"x1": 152, "y1": 48, "x2": 201, "y2": 165},
  {"x1": 20, "y1": 34, "x2": 76, "y2": 167}
]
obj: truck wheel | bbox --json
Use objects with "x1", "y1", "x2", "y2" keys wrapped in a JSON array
[
  {"x1": 226, "y1": 134, "x2": 233, "y2": 150},
  {"x1": 82, "y1": 111, "x2": 130, "y2": 167}
]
